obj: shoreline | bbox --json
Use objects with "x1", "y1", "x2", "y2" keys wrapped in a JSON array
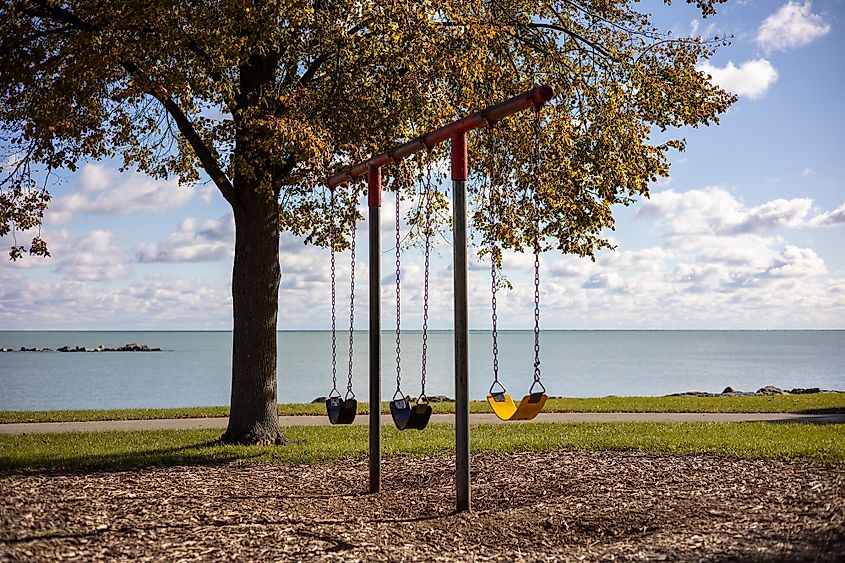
[{"x1": 3, "y1": 411, "x2": 844, "y2": 435}]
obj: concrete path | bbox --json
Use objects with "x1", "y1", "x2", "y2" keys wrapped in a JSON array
[{"x1": 1, "y1": 412, "x2": 842, "y2": 434}]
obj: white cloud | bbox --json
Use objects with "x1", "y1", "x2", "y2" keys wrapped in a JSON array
[
  {"x1": 681, "y1": 234, "x2": 780, "y2": 269},
  {"x1": 697, "y1": 59, "x2": 779, "y2": 100},
  {"x1": 802, "y1": 168, "x2": 814, "y2": 177},
  {"x1": 0, "y1": 272, "x2": 231, "y2": 329},
  {"x1": 811, "y1": 203, "x2": 845, "y2": 227},
  {"x1": 582, "y1": 272, "x2": 624, "y2": 290},
  {"x1": 47, "y1": 164, "x2": 195, "y2": 224},
  {"x1": 548, "y1": 257, "x2": 592, "y2": 278},
  {"x1": 136, "y1": 215, "x2": 234, "y2": 263},
  {"x1": 733, "y1": 198, "x2": 814, "y2": 233},
  {"x1": 689, "y1": 19, "x2": 699, "y2": 36},
  {"x1": 764, "y1": 245, "x2": 826, "y2": 278},
  {"x1": 53, "y1": 230, "x2": 129, "y2": 281},
  {"x1": 527, "y1": 187, "x2": 840, "y2": 327},
  {"x1": 637, "y1": 187, "x2": 837, "y2": 235},
  {"x1": 78, "y1": 164, "x2": 112, "y2": 192},
  {"x1": 757, "y1": 1, "x2": 831, "y2": 53}
]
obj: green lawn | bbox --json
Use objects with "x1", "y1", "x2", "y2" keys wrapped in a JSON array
[
  {"x1": 1, "y1": 421, "x2": 842, "y2": 473},
  {"x1": 1, "y1": 393, "x2": 842, "y2": 424}
]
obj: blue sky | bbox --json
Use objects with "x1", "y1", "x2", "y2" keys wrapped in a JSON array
[{"x1": 1, "y1": 0, "x2": 843, "y2": 330}]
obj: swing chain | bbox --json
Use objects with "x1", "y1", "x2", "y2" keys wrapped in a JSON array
[
  {"x1": 488, "y1": 126, "x2": 506, "y2": 396},
  {"x1": 329, "y1": 190, "x2": 339, "y2": 397},
  {"x1": 420, "y1": 156, "x2": 432, "y2": 401},
  {"x1": 533, "y1": 248, "x2": 541, "y2": 382},
  {"x1": 346, "y1": 215, "x2": 357, "y2": 400},
  {"x1": 531, "y1": 107, "x2": 545, "y2": 393},
  {"x1": 394, "y1": 173, "x2": 403, "y2": 397},
  {"x1": 489, "y1": 131, "x2": 500, "y2": 387},
  {"x1": 491, "y1": 249, "x2": 500, "y2": 383}
]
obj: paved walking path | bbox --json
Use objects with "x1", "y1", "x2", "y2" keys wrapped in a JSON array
[{"x1": 1, "y1": 412, "x2": 842, "y2": 434}]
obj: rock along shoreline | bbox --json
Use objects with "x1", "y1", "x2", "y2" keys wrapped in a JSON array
[
  {"x1": 1, "y1": 343, "x2": 162, "y2": 353},
  {"x1": 667, "y1": 384, "x2": 841, "y2": 396}
]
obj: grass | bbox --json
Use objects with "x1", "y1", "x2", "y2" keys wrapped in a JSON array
[
  {"x1": 1, "y1": 421, "x2": 843, "y2": 473},
  {"x1": 1, "y1": 393, "x2": 842, "y2": 424}
]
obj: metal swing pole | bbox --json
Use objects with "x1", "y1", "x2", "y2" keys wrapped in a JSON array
[
  {"x1": 367, "y1": 164, "x2": 382, "y2": 494},
  {"x1": 451, "y1": 131, "x2": 471, "y2": 512}
]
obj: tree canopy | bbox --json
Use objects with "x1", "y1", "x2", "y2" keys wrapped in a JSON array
[{"x1": 2, "y1": 0, "x2": 733, "y2": 258}]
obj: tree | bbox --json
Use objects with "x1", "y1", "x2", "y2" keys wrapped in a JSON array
[{"x1": 0, "y1": 0, "x2": 734, "y2": 444}]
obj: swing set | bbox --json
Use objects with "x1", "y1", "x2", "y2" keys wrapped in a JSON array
[{"x1": 324, "y1": 84, "x2": 555, "y2": 510}]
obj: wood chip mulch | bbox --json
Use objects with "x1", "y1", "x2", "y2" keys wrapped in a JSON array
[{"x1": 1, "y1": 451, "x2": 843, "y2": 561}]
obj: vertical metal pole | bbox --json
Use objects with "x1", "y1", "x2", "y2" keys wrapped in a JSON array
[
  {"x1": 368, "y1": 165, "x2": 382, "y2": 494},
  {"x1": 451, "y1": 131, "x2": 471, "y2": 512}
]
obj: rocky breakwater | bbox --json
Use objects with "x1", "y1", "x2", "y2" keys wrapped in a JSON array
[{"x1": 0, "y1": 343, "x2": 162, "y2": 352}]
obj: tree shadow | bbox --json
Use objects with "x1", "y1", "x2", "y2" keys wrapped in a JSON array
[
  {"x1": 0, "y1": 439, "x2": 265, "y2": 475},
  {"x1": 797, "y1": 408, "x2": 845, "y2": 415},
  {"x1": 224, "y1": 491, "x2": 369, "y2": 501},
  {"x1": 699, "y1": 527, "x2": 845, "y2": 562},
  {"x1": 768, "y1": 414, "x2": 845, "y2": 424},
  {"x1": 28, "y1": 489, "x2": 373, "y2": 506}
]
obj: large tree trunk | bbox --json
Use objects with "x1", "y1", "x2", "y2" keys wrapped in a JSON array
[{"x1": 221, "y1": 182, "x2": 287, "y2": 445}]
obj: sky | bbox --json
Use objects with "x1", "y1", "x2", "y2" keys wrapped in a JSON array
[{"x1": 1, "y1": 0, "x2": 844, "y2": 331}]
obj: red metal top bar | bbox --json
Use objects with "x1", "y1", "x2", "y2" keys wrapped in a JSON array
[{"x1": 326, "y1": 84, "x2": 554, "y2": 189}]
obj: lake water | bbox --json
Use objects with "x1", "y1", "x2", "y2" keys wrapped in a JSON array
[{"x1": 0, "y1": 330, "x2": 843, "y2": 411}]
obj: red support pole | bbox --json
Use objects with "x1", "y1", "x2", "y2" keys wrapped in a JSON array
[
  {"x1": 367, "y1": 164, "x2": 382, "y2": 208},
  {"x1": 451, "y1": 131, "x2": 467, "y2": 181}
]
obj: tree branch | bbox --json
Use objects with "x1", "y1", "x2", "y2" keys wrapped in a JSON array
[
  {"x1": 16, "y1": 24, "x2": 76, "y2": 44},
  {"x1": 437, "y1": 18, "x2": 609, "y2": 60},
  {"x1": 18, "y1": 2, "x2": 239, "y2": 208},
  {"x1": 179, "y1": 30, "x2": 237, "y2": 113},
  {"x1": 296, "y1": 21, "x2": 369, "y2": 87},
  {"x1": 122, "y1": 63, "x2": 238, "y2": 207},
  {"x1": 527, "y1": 22, "x2": 614, "y2": 60},
  {"x1": 20, "y1": 1, "x2": 93, "y2": 31},
  {"x1": 273, "y1": 155, "x2": 296, "y2": 200}
]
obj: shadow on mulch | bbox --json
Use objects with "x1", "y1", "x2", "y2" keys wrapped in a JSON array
[
  {"x1": 699, "y1": 528, "x2": 845, "y2": 562},
  {"x1": 1, "y1": 507, "x2": 453, "y2": 547}
]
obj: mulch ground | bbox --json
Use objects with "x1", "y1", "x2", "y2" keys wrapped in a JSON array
[{"x1": 1, "y1": 452, "x2": 843, "y2": 561}]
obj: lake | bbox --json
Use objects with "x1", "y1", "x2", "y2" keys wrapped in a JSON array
[{"x1": 0, "y1": 330, "x2": 843, "y2": 410}]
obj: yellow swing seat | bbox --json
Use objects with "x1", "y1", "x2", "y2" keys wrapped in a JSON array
[{"x1": 486, "y1": 382, "x2": 548, "y2": 421}]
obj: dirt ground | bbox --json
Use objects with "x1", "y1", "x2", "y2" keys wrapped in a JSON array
[{"x1": 1, "y1": 452, "x2": 843, "y2": 561}]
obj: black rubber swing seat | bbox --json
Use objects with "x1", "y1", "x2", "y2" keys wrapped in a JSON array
[
  {"x1": 390, "y1": 397, "x2": 432, "y2": 430},
  {"x1": 326, "y1": 396, "x2": 357, "y2": 425}
]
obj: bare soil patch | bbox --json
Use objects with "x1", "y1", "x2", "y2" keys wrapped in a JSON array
[{"x1": 1, "y1": 452, "x2": 843, "y2": 561}]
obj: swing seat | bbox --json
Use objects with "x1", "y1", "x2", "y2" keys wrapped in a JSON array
[
  {"x1": 326, "y1": 397, "x2": 357, "y2": 425},
  {"x1": 487, "y1": 392, "x2": 547, "y2": 421},
  {"x1": 390, "y1": 398, "x2": 433, "y2": 430}
]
